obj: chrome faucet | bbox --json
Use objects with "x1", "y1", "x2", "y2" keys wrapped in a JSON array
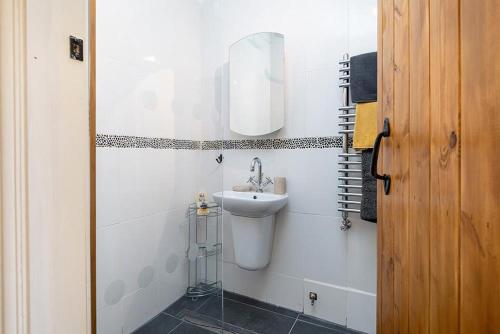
[{"x1": 248, "y1": 157, "x2": 273, "y2": 192}]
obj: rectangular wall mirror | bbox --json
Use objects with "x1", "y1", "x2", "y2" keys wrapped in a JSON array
[{"x1": 229, "y1": 32, "x2": 285, "y2": 136}]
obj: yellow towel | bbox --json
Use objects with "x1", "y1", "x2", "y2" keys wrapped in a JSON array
[{"x1": 353, "y1": 102, "x2": 378, "y2": 149}]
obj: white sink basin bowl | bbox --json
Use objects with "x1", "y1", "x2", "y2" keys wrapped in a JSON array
[
  {"x1": 213, "y1": 191, "x2": 288, "y2": 271},
  {"x1": 212, "y1": 191, "x2": 288, "y2": 218}
]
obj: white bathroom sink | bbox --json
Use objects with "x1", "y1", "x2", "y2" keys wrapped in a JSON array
[
  {"x1": 213, "y1": 191, "x2": 288, "y2": 270},
  {"x1": 213, "y1": 191, "x2": 288, "y2": 218}
]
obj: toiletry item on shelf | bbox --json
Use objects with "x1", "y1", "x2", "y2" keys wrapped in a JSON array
[
  {"x1": 353, "y1": 102, "x2": 377, "y2": 150},
  {"x1": 197, "y1": 202, "x2": 209, "y2": 216},
  {"x1": 274, "y1": 177, "x2": 286, "y2": 195},
  {"x1": 232, "y1": 184, "x2": 254, "y2": 192},
  {"x1": 195, "y1": 192, "x2": 208, "y2": 206},
  {"x1": 196, "y1": 192, "x2": 209, "y2": 215}
]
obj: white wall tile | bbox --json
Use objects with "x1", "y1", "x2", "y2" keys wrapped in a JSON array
[
  {"x1": 301, "y1": 215, "x2": 348, "y2": 286},
  {"x1": 119, "y1": 215, "x2": 161, "y2": 295},
  {"x1": 266, "y1": 273, "x2": 304, "y2": 312},
  {"x1": 270, "y1": 212, "x2": 346, "y2": 283},
  {"x1": 347, "y1": 218, "x2": 377, "y2": 293},
  {"x1": 222, "y1": 262, "x2": 236, "y2": 293},
  {"x1": 267, "y1": 212, "x2": 308, "y2": 278},
  {"x1": 348, "y1": 0, "x2": 378, "y2": 56},
  {"x1": 97, "y1": 209, "x2": 188, "y2": 308},
  {"x1": 198, "y1": 150, "x2": 224, "y2": 197},
  {"x1": 114, "y1": 149, "x2": 149, "y2": 222},
  {"x1": 143, "y1": 150, "x2": 177, "y2": 215},
  {"x1": 172, "y1": 150, "x2": 201, "y2": 209},
  {"x1": 97, "y1": 148, "x2": 200, "y2": 227},
  {"x1": 153, "y1": 210, "x2": 189, "y2": 310},
  {"x1": 97, "y1": 303, "x2": 123, "y2": 334},
  {"x1": 222, "y1": 262, "x2": 304, "y2": 312},
  {"x1": 155, "y1": 268, "x2": 187, "y2": 312},
  {"x1": 96, "y1": 224, "x2": 122, "y2": 310},
  {"x1": 346, "y1": 290, "x2": 376, "y2": 334},
  {"x1": 221, "y1": 212, "x2": 235, "y2": 263},
  {"x1": 281, "y1": 68, "x2": 307, "y2": 138},
  {"x1": 122, "y1": 281, "x2": 164, "y2": 333},
  {"x1": 304, "y1": 68, "x2": 343, "y2": 137},
  {"x1": 231, "y1": 263, "x2": 270, "y2": 303},
  {"x1": 280, "y1": 148, "x2": 343, "y2": 216},
  {"x1": 96, "y1": 148, "x2": 122, "y2": 228},
  {"x1": 97, "y1": 0, "x2": 204, "y2": 139},
  {"x1": 303, "y1": 279, "x2": 347, "y2": 326}
]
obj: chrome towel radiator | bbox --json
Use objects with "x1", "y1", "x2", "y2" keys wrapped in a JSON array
[{"x1": 338, "y1": 54, "x2": 362, "y2": 231}]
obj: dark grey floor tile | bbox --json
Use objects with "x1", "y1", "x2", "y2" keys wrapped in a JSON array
[
  {"x1": 290, "y1": 321, "x2": 350, "y2": 334},
  {"x1": 181, "y1": 310, "x2": 255, "y2": 334},
  {"x1": 223, "y1": 291, "x2": 299, "y2": 318},
  {"x1": 171, "y1": 322, "x2": 214, "y2": 334},
  {"x1": 132, "y1": 313, "x2": 181, "y2": 334},
  {"x1": 297, "y1": 315, "x2": 354, "y2": 333},
  {"x1": 164, "y1": 296, "x2": 213, "y2": 318},
  {"x1": 198, "y1": 297, "x2": 295, "y2": 334}
]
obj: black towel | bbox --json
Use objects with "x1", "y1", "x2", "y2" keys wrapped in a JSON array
[
  {"x1": 350, "y1": 52, "x2": 377, "y2": 103},
  {"x1": 361, "y1": 149, "x2": 377, "y2": 223}
]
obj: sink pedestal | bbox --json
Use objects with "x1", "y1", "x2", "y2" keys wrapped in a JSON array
[
  {"x1": 212, "y1": 191, "x2": 287, "y2": 271},
  {"x1": 231, "y1": 214, "x2": 275, "y2": 271}
]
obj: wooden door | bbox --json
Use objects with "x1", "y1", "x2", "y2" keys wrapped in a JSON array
[
  {"x1": 377, "y1": 0, "x2": 500, "y2": 332},
  {"x1": 460, "y1": 0, "x2": 500, "y2": 332}
]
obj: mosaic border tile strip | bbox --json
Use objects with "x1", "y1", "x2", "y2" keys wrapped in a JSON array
[
  {"x1": 96, "y1": 134, "x2": 201, "y2": 150},
  {"x1": 201, "y1": 136, "x2": 347, "y2": 150},
  {"x1": 96, "y1": 134, "x2": 350, "y2": 150}
]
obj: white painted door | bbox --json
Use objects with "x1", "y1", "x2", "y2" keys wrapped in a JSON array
[{"x1": 1, "y1": 0, "x2": 91, "y2": 333}]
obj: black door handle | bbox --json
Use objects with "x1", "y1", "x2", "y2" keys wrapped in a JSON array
[{"x1": 371, "y1": 118, "x2": 391, "y2": 195}]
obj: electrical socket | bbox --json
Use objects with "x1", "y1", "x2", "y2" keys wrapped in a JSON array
[{"x1": 309, "y1": 291, "x2": 318, "y2": 306}]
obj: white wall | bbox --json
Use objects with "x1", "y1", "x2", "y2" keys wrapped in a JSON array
[
  {"x1": 22, "y1": 0, "x2": 91, "y2": 332},
  {"x1": 96, "y1": 0, "x2": 204, "y2": 139},
  {"x1": 96, "y1": 0, "x2": 204, "y2": 333},
  {"x1": 198, "y1": 0, "x2": 378, "y2": 333}
]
